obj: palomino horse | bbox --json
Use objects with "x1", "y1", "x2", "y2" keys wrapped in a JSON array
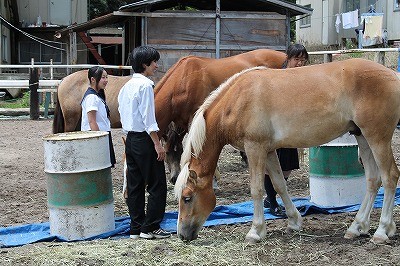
[
  {"x1": 53, "y1": 49, "x2": 286, "y2": 183},
  {"x1": 175, "y1": 59, "x2": 400, "y2": 244}
]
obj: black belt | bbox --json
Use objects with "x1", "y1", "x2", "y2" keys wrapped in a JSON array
[{"x1": 128, "y1": 131, "x2": 146, "y2": 135}]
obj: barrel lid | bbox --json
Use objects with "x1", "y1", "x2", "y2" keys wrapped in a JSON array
[{"x1": 43, "y1": 131, "x2": 109, "y2": 141}]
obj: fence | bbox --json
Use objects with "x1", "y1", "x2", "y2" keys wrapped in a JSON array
[
  {"x1": 0, "y1": 60, "x2": 131, "y2": 119},
  {"x1": 308, "y1": 47, "x2": 400, "y2": 69},
  {"x1": 0, "y1": 48, "x2": 399, "y2": 119}
]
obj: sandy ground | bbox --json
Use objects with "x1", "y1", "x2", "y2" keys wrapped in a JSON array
[{"x1": 2, "y1": 117, "x2": 400, "y2": 265}]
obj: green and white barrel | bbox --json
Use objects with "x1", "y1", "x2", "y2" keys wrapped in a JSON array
[
  {"x1": 309, "y1": 134, "x2": 366, "y2": 207},
  {"x1": 43, "y1": 131, "x2": 115, "y2": 240}
]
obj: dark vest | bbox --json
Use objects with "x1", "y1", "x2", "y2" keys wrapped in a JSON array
[{"x1": 81, "y1": 87, "x2": 110, "y2": 118}]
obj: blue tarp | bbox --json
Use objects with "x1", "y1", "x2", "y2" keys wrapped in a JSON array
[{"x1": 1, "y1": 187, "x2": 400, "y2": 248}]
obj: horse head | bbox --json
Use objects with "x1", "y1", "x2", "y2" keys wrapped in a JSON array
[
  {"x1": 175, "y1": 163, "x2": 216, "y2": 242},
  {"x1": 163, "y1": 122, "x2": 185, "y2": 184}
]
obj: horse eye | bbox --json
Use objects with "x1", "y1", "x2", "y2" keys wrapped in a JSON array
[{"x1": 183, "y1": 197, "x2": 192, "y2": 203}]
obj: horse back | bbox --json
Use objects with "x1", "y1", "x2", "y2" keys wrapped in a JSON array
[
  {"x1": 206, "y1": 59, "x2": 400, "y2": 149},
  {"x1": 154, "y1": 49, "x2": 287, "y2": 133},
  {"x1": 56, "y1": 70, "x2": 130, "y2": 132},
  {"x1": 55, "y1": 70, "x2": 88, "y2": 132},
  {"x1": 104, "y1": 75, "x2": 131, "y2": 128}
]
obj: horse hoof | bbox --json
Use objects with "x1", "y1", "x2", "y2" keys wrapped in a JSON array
[
  {"x1": 245, "y1": 236, "x2": 260, "y2": 244},
  {"x1": 344, "y1": 231, "x2": 356, "y2": 239},
  {"x1": 371, "y1": 234, "x2": 389, "y2": 244},
  {"x1": 245, "y1": 231, "x2": 262, "y2": 244}
]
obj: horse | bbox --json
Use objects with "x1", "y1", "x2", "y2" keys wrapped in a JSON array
[
  {"x1": 174, "y1": 59, "x2": 400, "y2": 244},
  {"x1": 53, "y1": 49, "x2": 287, "y2": 183},
  {"x1": 152, "y1": 49, "x2": 286, "y2": 182},
  {"x1": 52, "y1": 70, "x2": 183, "y2": 183}
]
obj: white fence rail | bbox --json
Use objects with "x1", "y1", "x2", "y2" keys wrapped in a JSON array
[
  {"x1": 0, "y1": 49, "x2": 399, "y2": 119},
  {"x1": 0, "y1": 80, "x2": 62, "y2": 88}
]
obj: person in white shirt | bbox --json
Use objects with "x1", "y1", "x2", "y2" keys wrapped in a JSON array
[
  {"x1": 118, "y1": 46, "x2": 171, "y2": 239},
  {"x1": 81, "y1": 66, "x2": 116, "y2": 167}
]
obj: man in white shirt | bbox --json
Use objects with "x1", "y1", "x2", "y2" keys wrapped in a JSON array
[{"x1": 118, "y1": 46, "x2": 171, "y2": 239}]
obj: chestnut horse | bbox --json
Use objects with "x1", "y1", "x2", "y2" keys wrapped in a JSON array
[
  {"x1": 175, "y1": 59, "x2": 400, "y2": 244},
  {"x1": 53, "y1": 49, "x2": 286, "y2": 182}
]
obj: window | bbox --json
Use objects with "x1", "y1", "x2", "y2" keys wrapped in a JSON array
[
  {"x1": 300, "y1": 4, "x2": 311, "y2": 27},
  {"x1": 19, "y1": 41, "x2": 63, "y2": 64},
  {"x1": 2, "y1": 35, "x2": 7, "y2": 63},
  {"x1": 395, "y1": 0, "x2": 400, "y2": 10},
  {"x1": 345, "y1": 0, "x2": 360, "y2": 12}
]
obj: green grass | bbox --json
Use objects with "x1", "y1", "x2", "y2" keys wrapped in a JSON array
[{"x1": 0, "y1": 91, "x2": 31, "y2": 108}]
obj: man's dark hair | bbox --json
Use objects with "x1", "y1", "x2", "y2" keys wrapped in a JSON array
[
  {"x1": 286, "y1": 43, "x2": 309, "y2": 61},
  {"x1": 130, "y1": 46, "x2": 160, "y2": 73}
]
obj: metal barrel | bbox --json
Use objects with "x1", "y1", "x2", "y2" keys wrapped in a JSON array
[
  {"x1": 43, "y1": 131, "x2": 115, "y2": 240},
  {"x1": 309, "y1": 134, "x2": 366, "y2": 207}
]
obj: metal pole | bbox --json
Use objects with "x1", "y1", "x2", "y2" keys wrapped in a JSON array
[
  {"x1": 215, "y1": 0, "x2": 220, "y2": 59},
  {"x1": 122, "y1": 26, "x2": 125, "y2": 66},
  {"x1": 286, "y1": 10, "x2": 290, "y2": 49},
  {"x1": 358, "y1": 30, "x2": 363, "y2": 49},
  {"x1": 29, "y1": 58, "x2": 39, "y2": 120},
  {"x1": 397, "y1": 48, "x2": 400, "y2": 72}
]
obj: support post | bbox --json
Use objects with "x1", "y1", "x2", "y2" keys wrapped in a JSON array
[
  {"x1": 29, "y1": 59, "x2": 39, "y2": 120},
  {"x1": 358, "y1": 30, "x2": 363, "y2": 49},
  {"x1": 215, "y1": 0, "x2": 221, "y2": 59},
  {"x1": 376, "y1": 51, "x2": 385, "y2": 65},
  {"x1": 397, "y1": 49, "x2": 400, "y2": 72},
  {"x1": 324, "y1": 54, "x2": 332, "y2": 63}
]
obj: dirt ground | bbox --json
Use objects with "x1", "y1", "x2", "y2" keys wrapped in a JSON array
[{"x1": 2, "y1": 118, "x2": 400, "y2": 265}]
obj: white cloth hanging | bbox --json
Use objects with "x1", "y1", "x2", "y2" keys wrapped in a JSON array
[
  {"x1": 342, "y1": 9, "x2": 359, "y2": 29},
  {"x1": 335, "y1": 14, "x2": 341, "y2": 33},
  {"x1": 361, "y1": 13, "x2": 384, "y2": 47}
]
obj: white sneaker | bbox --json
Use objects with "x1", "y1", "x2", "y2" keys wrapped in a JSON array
[
  {"x1": 139, "y1": 232, "x2": 154, "y2": 239},
  {"x1": 140, "y1": 228, "x2": 171, "y2": 239},
  {"x1": 129, "y1": 234, "x2": 139, "y2": 240}
]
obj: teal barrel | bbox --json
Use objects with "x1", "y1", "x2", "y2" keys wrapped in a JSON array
[
  {"x1": 309, "y1": 134, "x2": 366, "y2": 207},
  {"x1": 43, "y1": 131, "x2": 115, "y2": 240}
]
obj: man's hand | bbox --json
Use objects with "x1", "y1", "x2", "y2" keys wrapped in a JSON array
[{"x1": 154, "y1": 141, "x2": 165, "y2": 161}]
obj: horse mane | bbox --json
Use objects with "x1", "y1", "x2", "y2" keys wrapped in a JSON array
[{"x1": 174, "y1": 66, "x2": 267, "y2": 198}]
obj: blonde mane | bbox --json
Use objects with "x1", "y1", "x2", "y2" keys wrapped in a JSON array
[{"x1": 174, "y1": 66, "x2": 267, "y2": 198}]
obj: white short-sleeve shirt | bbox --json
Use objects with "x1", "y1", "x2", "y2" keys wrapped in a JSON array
[{"x1": 81, "y1": 94, "x2": 111, "y2": 131}]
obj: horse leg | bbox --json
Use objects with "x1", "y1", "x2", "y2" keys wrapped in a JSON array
[
  {"x1": 265, "y1": 151, "x2": 302, "y2": 232},
  {"x1": 346, "y1": 135, "x2": 399, "y2": 243},
  {"x1": 367, "y1": 138, "x2": 399, "y2": 243},
  {"x1": 243, "y1": 144, "x2": 267, "y2": 243},
  {"x1": 345, "y1": 135, "x2": 380, "y2": 239}
]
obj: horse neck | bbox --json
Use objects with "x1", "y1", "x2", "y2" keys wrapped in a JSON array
[{"x1": 192, "y1": 131, "x2": 224, "y2": 180}]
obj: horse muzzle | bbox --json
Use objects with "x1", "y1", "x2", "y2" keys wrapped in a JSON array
[
  {"x1": 178, "y1": 228, "x2": 199, "y2": 242},
  {"x1": 178, "y1": 221, "x2": 202, "y2": 242}
]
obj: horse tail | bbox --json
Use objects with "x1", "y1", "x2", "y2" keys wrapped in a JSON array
[{"x1": 52, "y1": 99, "x2": 64, "y2": 133}]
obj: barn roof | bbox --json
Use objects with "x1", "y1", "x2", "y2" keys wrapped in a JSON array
[
  {"x1": 55, "y1": 0, "x2": 312, "y2": 38},
  {"x1": 119, "y1": 0, "x2": 313, "y2": 17}
]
